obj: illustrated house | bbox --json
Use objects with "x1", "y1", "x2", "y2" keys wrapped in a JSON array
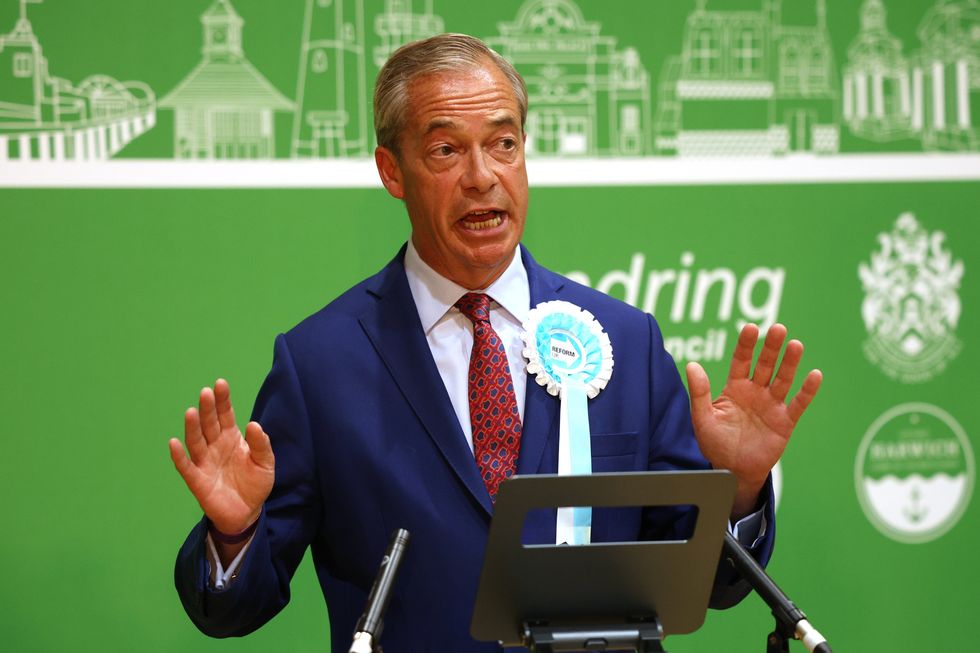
[
  {"x1": 486, "y1": 0, "x2": 651, "y2": 157},
  {"x1": 655, "y1": 0, "x2": 838, "y2": 156},
  {"x1": 160, "y1": 0, "x2": 293, "y2": 159},
  {"x1": 0, "y1": 1, "x2": 155, "y2": 161},
  {"x1": 843, "y1": 0, "x2": 913, "y2": 141}
]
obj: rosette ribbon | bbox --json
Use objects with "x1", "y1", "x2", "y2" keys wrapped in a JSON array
[{"x1": 522, "y1": 301, "x2": 614, "y2": 545}]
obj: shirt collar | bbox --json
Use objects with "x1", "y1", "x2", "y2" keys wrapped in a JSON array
[{"x1": 404, "y1": 239, "x2": 530, "y2": 334}]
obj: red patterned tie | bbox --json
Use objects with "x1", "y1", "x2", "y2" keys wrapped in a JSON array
[{"x1": 456, "y1": 292, "x2": 522, "y2": 501}]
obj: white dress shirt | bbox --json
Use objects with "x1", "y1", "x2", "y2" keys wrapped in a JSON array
[{"x1": 403, "y1": 239, "x2": 529, "y2": 450}]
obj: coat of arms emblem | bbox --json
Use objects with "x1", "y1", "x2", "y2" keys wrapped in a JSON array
[{"x1": 858, "y1": 213, "x2": 963, "y2": 384}]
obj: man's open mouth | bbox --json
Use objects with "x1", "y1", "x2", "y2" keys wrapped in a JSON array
[{"x1": 461, "y1": 209, "x2": 504, "y2": 231}]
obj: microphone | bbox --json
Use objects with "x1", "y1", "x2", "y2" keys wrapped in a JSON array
[
  {"x1": 349, "y1": 529, "x2": 411, "y2": 653},
  {"x1": 722, "y1": 531, "x2": 831, "y2": 653}
]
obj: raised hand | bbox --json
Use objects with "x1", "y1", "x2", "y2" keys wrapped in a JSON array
[
  {"x1": 685, "y1": 324, "x2": 822, "y2": 519},
  {"x1": 168, "y1": 379, "x2": 275, "y2": 535}
]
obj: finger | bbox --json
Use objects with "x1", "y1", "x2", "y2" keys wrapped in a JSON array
[
  {"x1": 198, "y1": 385, "x2": 220, "y2": 443},
  {"x1": 770, "y1": 339, "x2": 803, "y2": 402},
  {"x1": 728, "y1": 324, "x2": 760, "y2": 381},
  {"x1": 184, "y1": 407, "x2": 209, "y2": 465},
  {"x1": 169, "y1": 437, "x2": 203, "y2": 487},
  {"x1": 245, "y1": 422, "x2": 275, "y2": 470},
  {"x1": 685, "y1": 362, "x2": 713, "y2": 423},
  {"x1": 788, "y1": 369, "x2": 823, "y2": 424},
  {"x1": 214, "y1": 378, "x2": 238, "y2": 432},
  {"x1": 751, "y1": 323, "x2": 787, "y2": 387}
]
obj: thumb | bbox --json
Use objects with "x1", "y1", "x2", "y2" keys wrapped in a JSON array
[
  {"x1": 685, "y1": 362, "x2": 713, "y2": 421},
  {"x1": 245, "y1": 422, "x2": 275, "y2": 470}
]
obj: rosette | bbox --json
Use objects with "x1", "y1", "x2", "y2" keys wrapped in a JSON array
[
  {"x1": 521, "y1": 300, "x2": 614, "y2": 400},
  {"x1": 521, "y1": 300, "x2": 614, "y2": 545}
]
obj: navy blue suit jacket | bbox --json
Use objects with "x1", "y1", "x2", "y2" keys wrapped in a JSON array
[{"x1": 175, "y1": 246, "x2": 775, "y2": 651}]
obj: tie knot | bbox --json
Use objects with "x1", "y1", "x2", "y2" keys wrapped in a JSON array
[{"x1": 455, "y1": 292, "x2": 492, "y2": 323}]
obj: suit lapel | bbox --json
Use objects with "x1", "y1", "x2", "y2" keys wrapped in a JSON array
[
  {"x1": 516, "y1": 246, "x2": 563, "y2": 476},
  {"x1": 358, "y1": 252, "x2": 494, "y2": 516}
]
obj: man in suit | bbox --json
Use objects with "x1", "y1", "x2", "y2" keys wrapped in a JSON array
[{"x1": 169, "y1": 34, "x2": 822, "y2": 651}]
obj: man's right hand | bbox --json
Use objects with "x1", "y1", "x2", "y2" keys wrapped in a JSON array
[{"x1": 169, "y1": 379, "x2": 275, "y2": 542}]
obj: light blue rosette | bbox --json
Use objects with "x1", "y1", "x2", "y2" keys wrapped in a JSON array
[{"x1": 522, "y1": 300, "x2": 614, "y2": 545}]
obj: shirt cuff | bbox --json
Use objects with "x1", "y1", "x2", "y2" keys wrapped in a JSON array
[
  {"x1": 205, "y1": 531, "x2": 254, "y2": 590},
  {"x1": 728, "y1": 504, "x2": 767, "y2": 549}
]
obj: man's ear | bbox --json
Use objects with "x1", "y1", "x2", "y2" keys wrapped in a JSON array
[{"x1": 375, "y1": 146, "x2": 405, "y2": 200}]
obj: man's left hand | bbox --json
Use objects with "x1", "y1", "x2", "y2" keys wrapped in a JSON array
[{"x1": 685, "y1": 323, "x2": 822, "y2": 520}]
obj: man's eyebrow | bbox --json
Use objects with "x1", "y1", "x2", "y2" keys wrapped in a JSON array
[
  {"x1": 423, "y1": 113, "x2": 520, "y2": 136},
  {"x1": 489, "y1": 114, "x2": 520, "y2": 130},
  {"x1": 424, "y1": 118, "x2": 457, "y2": 136}
]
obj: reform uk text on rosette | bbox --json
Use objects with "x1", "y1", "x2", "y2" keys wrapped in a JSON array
[{"x1": 522, "y1": 300, "x2": 614, "y2": 545}]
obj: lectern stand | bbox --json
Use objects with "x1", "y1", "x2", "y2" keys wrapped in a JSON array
[{"x1": 470, "y1": 471, "x2": 737, "y2": 652}]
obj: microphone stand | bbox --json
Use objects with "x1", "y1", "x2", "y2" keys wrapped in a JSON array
[
  {"x1": 349, "y1": 529, "x2": 411, "y2": 653},
  {"x1": 722, "y1": 532, "x2": 831, "y2": 653}
]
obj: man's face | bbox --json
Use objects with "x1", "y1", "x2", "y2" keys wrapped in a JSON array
[{"x1": 375, "y1": 60, "x2": 528, "y2": 290}]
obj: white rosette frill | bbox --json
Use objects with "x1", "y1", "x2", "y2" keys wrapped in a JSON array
[{"x1": 521, "y1": 300, "x2": 614, "y2": 545}]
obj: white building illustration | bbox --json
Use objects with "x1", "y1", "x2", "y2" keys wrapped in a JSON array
[
  {"x1": 373, "y1": 0, "x2": 444, "y2": 67},
  {"x1": 291, "y1": 0, "x2": 368, "y2": 158},
  {"x1": 911, "y1": 0, "x2": 979, "y2": 150},
  {"x1": 843, "y1": 0, "x2": 980, "y2": 151},
  {"x1": 291, "y1": 0, "x2": 444, "y2": 158},
  {"x1": 0, "y1": 0, "x2": 155, "y2": 162},
  {"x1": 655, "y1": 0, "x2": 839, "y2": 157},
  {"x1": 843, "y1": 0, "x2": 913, "y2": 141},
  {"x1": 160, "y1": 0, "x2": 293, "y2": 159},
  {"x1": 486, "y1": 0, "x2": 651, "y2": 157}
]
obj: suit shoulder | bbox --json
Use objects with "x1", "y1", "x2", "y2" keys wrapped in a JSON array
[{"x1": 282, "y1": 263, "x2": 392, "y2": 344}]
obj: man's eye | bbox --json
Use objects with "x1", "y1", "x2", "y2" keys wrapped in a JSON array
[
  {"x1": 433, "y1": 145, "x2": 454, "y2": 157},
  {"x1": 499, "y1": 138, "x2": 516, "y2": 150}
]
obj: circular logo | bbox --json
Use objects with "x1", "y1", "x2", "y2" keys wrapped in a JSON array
[
  {"x1": 548, "y1": 330, "x2": 587, "y2": 375},
  {"x1": 855, "y1": 403, "x2": 974, "y2": 543}
]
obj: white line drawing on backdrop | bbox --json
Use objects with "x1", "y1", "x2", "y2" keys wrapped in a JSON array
[
  {"x1": 858, "y1": 211, "x2": 964, "y2": 383},
  {"x1": 373, "y1": 0, "x2": 444, "y2": 67},
  {"x1": 291, "y1": 0, "x2": 369, "y2": 158},
  {"x1": 2, "y1": 0, "x2": 979, "y2": 174},
  {"x1": 843, "y1": 0, "x2": 914, "y2": 141},
  {"x1": 910, "y1": 0, "x2": 979, "y2": 151},
  {"x1": 159, "y1": 0, "x2": 294, "y2": 159},
  {"x1": 291, "y1": 0, "x2": 444, "y2": 159},
  {"x1": 655, "y1": 0, "x2": 839, "y2": 157},
  {"x1": 486, "y1": 0, "x2": 652, "y2": 157},
  {"x1": 843, "y1": 0, "x2": 980, "y2": 151},
  {"x1": 0, "y1": 0, "x2": 156, "y2": 162}
]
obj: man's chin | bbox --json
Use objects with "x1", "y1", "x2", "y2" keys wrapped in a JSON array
[{"x1": 446, "y1": 245, "x2": 519, "y2": 288}]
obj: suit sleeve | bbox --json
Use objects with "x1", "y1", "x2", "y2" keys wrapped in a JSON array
[
  {"x1": 174, "y1": 334, "x2": 323, "y2": 637},
  {"x1": 640, "y1": 314, "x2": 776, "y2": 609}
]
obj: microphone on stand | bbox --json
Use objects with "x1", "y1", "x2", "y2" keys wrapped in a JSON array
[
  {"x1": 349, "y1": 529, "x2": 411, "y2": 653},
  {"x1": 722, "y1": 531, "x2": 831, "y2": 653}
]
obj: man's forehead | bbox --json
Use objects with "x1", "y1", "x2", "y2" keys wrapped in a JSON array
[{"x1": 405, "y1": 63, "x2": 518, "y2": 120}]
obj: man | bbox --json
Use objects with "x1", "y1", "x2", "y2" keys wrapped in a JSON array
[{"x1": 169, "y1": 34, "x2": 821, "y2": 651}]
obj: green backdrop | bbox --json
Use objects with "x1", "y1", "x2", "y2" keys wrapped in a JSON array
[{"x1": 1, "y1": 1, "x2": 977, "y2": 651}]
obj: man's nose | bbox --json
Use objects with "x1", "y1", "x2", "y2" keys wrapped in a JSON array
[{"x1": 461, "y1": 149, "x2": 498, "y2": 193}]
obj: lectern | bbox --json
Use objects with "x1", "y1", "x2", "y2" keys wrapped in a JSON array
[{"x1": 470, "y1": 470, "x2": 736, "y2": 652}]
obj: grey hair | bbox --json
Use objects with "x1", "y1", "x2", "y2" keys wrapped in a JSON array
[{"x1": 373, "y1": 33, "x2": 528, "y2": 155}]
